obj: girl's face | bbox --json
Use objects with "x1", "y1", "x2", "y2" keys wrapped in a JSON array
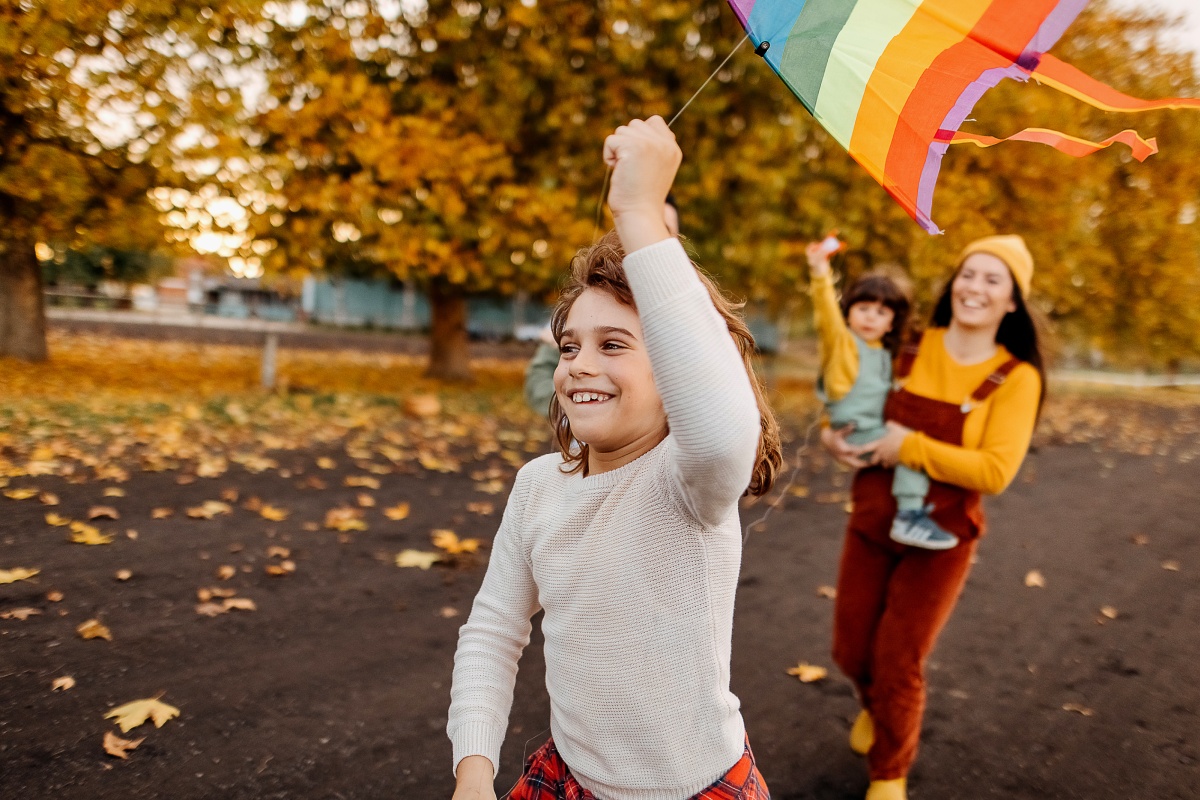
[
  {"x1": 846, "y1": 300, "x2": 895, "y2": 345},
  {"x1": 951, "y1": 253, "x2": 1017, "y2": 332},
  {"x1": 554, "y1": 288, "x2": 667, "y2": 455}
]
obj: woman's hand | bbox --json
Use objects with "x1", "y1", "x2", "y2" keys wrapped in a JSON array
[
  {"x1": 452, "y1": 755, "x2": 496, "y2": 800},
  {"x1": 603, "y1": 117, "x2": 681, "y2": 253},
  {"x1": 820, "y1": 425, "x2": 872, "y2": 470},
  {"x1": 869, "y1": 422, "x2": 913, "y2": 468}
]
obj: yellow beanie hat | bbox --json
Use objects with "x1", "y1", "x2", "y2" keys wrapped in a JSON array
[{"x1": 960, "y1": 235, "x2": 1033, "y2": 298}]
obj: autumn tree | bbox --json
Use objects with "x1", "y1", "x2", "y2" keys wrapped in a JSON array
[{"x1": 0, "y1": 0, "x2": 259, "y2": 361}]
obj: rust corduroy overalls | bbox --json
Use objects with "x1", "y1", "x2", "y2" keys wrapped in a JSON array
[{"x1": 832, "y1": 337, "x2": 1021, "y2": 781}]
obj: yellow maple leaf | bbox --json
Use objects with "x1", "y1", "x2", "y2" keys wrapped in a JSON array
[
  {"x1": 77, "y1": 619, "x2": 113, "y2": 641},
  {"x1": 344, "y1": 475, "x2": 380, "y2": 489},
  {"x1": 3, "y1": 488, "x2": 39, "y2": 500},
  {"x1": 70, "y1": 522, "x2": 115, "y2": 545},
  {"x1": 103, "y1": 487, "x2": 126, "y2": 498},
  {"x1": 88, "y1": 505, "x2": 120, "y2": 520},
  {"x1": 44, "y1": 513, "x2": 72, "y2": 527},
  {"x1": 151, "y1": 507, "x2": 174, "y2": 519},
  {"x1": 396, "y1": 550, "x2": 441, "y2": 569},
  {"x1": 259, "y1": 504, "x2": 289, "y2": 521},
  {"x1": 316, "y1": 457, "x2": 336, "y2": 469},
  {"x1": 432, "y1": 529, "x2": 481, "y2": 554},
  {"x1": 104, "y1": 697, "x2": 180, "y2": 732},
  {"x1": 383, "y1": 502, "x2": 411, "y2": 521},
  {"x1": 186, "y1": 501, "x2": 232, "y2": 519},
  {"x1": 324, "y1": 507, "x2": 368, "y2": 531},
  {"x1": 786, "y1": 662, "x2": 829, "y2": 683},
  {"x1": 0, "y1": 568, "x2": 41, "y2": 587}
]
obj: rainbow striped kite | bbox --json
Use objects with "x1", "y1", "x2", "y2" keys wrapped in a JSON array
[{"x1": 729, "y1": 0, "x2": 1200, "y2": 234}]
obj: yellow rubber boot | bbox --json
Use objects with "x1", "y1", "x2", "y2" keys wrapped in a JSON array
[
  {"x1": 849, "y1": 709, "x2": 875, "y2": 756},
  {"x1": 865, "y1": 777, "x2": 907, "y2": 800}
]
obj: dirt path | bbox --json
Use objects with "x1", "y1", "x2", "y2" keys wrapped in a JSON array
[{"x1": 2, "y1": 414, "x2": 1197, "y2": 799}]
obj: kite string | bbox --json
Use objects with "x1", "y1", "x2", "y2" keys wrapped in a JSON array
[
  {"x1": 743, "y1": 411, "x2": 822, "y2": 544},
  {"x1": 593, "y1": 32, "x2": 753, "y2": 241}
]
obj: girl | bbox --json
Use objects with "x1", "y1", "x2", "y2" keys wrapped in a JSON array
[
  {"x1": 804, "y1": 244, "x2": 958, "y2": 550},
  {"x1": 448, "y1": 117, "x2": 782, "y2": 800},
  {"x1": 821, "y1": 235, "x2": 1045, "y2": 800}
]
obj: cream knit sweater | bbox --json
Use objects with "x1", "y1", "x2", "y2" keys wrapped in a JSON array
[{"x1": 447, "y1": 237, "x2": 762, "y2": 800}]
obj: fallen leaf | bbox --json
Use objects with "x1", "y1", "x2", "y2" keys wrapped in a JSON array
[
  {"x1": 1024, "y1": 570, "x2": 1046, "y2": 588},
  {"x1": 215, "y1": 565, "x2": 236, "y2": 581},
  {"x1": 396, "y1": 550, "x2": 441, "y2": 569},
  {"x1": 186, "y1": 500, "x2": 232, "y2": 519},
  {"x1": 39, "y1": 492, "x2": 60, "y2": 506},
  {"x1": 1130, "y1": 533, "x2": 1149, "y2": 546},
  {"x1": 0, "y1": 607, "x2": 41, "y2": 620},
  {"x1": 241, "y1": 496, "x2": 263, "y2": 512},
  {"x1": 786, "y1": 662, "x2": 829, "y2": 683},
  {"x1": 52, "y1": 676, "x2": 75, "y2": 691},
  {"x1": 403, "y1": 394, "x2": 441, "y2": 418},
  {"x1": 223, "y1": 597, "x2": 256, "y2": 611},
  {"x1": 44, "y1": 513, "x2": 71, "y2": 526},
  {"x1": 324, "y1": 507, "x2": 367, "y2": 532},
  {"x1": 1100, "y1": 606, "x2": 1118, "y2": 619},
  {"x1": 788, "y1": 485, "x2": 810, "y2": 498},
  {"x1": 383, "y1": 502, "x2": 411, "y2": 520},
  {"x1": 0, "y1": 567, "x2": 40, "y2": 584},
  {"x1": 439, "y1": 606, "x2": 459, "y2": 618},
  {"x1": 356, "y1": 492, "x2": 376, "y2": 508},
  {"x1": 77, "y1": 619, "x2": 113, "y2": 641},
  {"x1": 816, "y1": 585, "x2": 837, "y2": 599},
  {"x1": 125, "y1": 529, "x2": 138, "y2": 540},
  {"x1": 466, "y1": 501, "x2": 494, "y2": 516},
  {"x1": 220, "y1": 488, "x2": 240, "y2": 502},
  {"x1": 259, "y1": 504, "x2": 289, "y2": 521},
  {"x1": 103, "y1": 487, "x2": 126, "y2": 498},
  {"x1": 1162, "y1": 561, "x2": 1181, "y2": 572},
  {"x1": 115, "y1": 570, "x2": 132, "y2": 581},
  {"x1": 104, "y1": 697, "x2": 180, "y2": 732},
  {"x1": 265, "y1": 560, "x2": 296, "y2": 576},
  {"x1": 46, "y1": 590, "x2": 63, "y2": 602},
  {"x1": 266, "y1": 546, "x2": 291, "y2": 558},
  {"x1": 345, "y1": 475, "x2": 380, "y2": 489},
  {"x1": 151, "y1": 507, "x2": 174, "y2": 519},
  {"x1": 474, "y1": 479, "x2": 506, "y2": 494},
  {"x1": 316, "y1": 457, "x2": 336, "y2": 469},
  {"x1": 1062, "y1": 703, "x2": 1095, "y2": 717},
  {"x1": 196, "y1": 596, "x2": 256, "y2": 616},
  {"x1": 70, "y1": 522, "x2": 114, "y2": 545},
  {"x1": 88, "y1": 505, "x2": 120, "y2": 520},
  {"x1": 432, "y1": 529, "x2": 481, "y2": 554},
  {"x1": 3, "y1": 488, "x2": 39, "y2": 500},
  {"x1": 103, "y1": 730, "x2": 145, "y2": 759},
  {"x1": 302, "y1": 521, "x2": 320, "y2": 531}
]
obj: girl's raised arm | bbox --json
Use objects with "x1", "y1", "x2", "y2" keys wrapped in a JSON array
[{"x1": 606, "y1": 119, "x2": 761, "y2": 526}]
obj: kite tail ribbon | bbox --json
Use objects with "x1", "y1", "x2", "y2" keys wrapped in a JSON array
[{"x1": 945, "y1": 54, "x2": 1200, "y2": 162}]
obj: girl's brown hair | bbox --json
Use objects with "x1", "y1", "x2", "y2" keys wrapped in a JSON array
[
  {"x1": 840, "y1": 272, "x2": 911, "y2": 355},
  {"x1": 548, "y1": 231, "x2": 782, "y2": 497}
]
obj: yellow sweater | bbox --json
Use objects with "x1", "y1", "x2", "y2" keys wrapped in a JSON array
[
  {"x1": 809, "y1": 273, "x2": 883, "y2": 402},
  {"x1": 897, "y1": 329, "x2": 1041, "y2": 495}
]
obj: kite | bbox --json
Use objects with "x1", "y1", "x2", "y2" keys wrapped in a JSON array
[{"x1": 727, "y1": 0, "x2": 1200, "y2": 234}]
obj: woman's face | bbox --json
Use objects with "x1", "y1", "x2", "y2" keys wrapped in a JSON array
[
  {"x1": 553, "y1": 288, "x2": 666, "y2": 454},
  {"x1": 950, "y1": 253, "x2": 1018, "y2": 333}
]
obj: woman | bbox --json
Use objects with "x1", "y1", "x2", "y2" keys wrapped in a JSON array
[{"x1": 821, "y1": 235, "x2": 1046, "y2": 800}]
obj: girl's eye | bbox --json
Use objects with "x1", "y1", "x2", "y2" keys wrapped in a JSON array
[
  {"x1": 602, "y1": 341, "x2": 624, "y2": 351},
  {"x1": 559, "y1": 343, "x2": 578, "y2": 355}
]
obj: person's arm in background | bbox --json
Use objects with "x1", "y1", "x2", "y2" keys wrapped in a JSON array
[
  {"x1": 523, "y1": 327, "x2": 559, "y2": 415},
  {"x1": 805, "y1": 244, "x2": 859, "y2": 402},
  {"x1": 898, "y1": 365, "x2": 1041, "y2": 494}
]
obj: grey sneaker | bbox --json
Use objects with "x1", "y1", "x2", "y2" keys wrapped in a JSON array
[{"x1": 890, "y1": 508, "x2": 959, "y2": 550}]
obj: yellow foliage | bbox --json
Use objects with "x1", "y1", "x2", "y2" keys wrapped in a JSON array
[{"x1": 104, "y1": 697, "x2": 181, "y2": 733}]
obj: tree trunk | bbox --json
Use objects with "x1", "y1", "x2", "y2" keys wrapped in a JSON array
[
  {"x1": 0, "y1": 236, "x2": 48, "y2": 362},
  {"x1": 424, "y1": 282, "x2": 473, "y2": 382}
]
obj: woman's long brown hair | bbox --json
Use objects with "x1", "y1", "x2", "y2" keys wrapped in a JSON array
[{"x1": 548, "y1": 231, "x2": 782, "y2": 497}]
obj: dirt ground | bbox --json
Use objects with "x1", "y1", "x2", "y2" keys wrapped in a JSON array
[{"x1": 2, "y1": 393, "x2": 1198, "y2": 800}]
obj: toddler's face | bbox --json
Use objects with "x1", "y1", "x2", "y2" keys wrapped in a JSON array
[
  {"x1": 554, "y1": 288, "x2": 667, "y2": 455},
  {"x1": 847, "y1": 300, "x2": 895, "y2": 344}
]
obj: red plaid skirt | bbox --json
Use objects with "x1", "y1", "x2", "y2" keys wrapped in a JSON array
[{"x1": 506, "y1": 737, "x2": 769, "y2": 800}]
